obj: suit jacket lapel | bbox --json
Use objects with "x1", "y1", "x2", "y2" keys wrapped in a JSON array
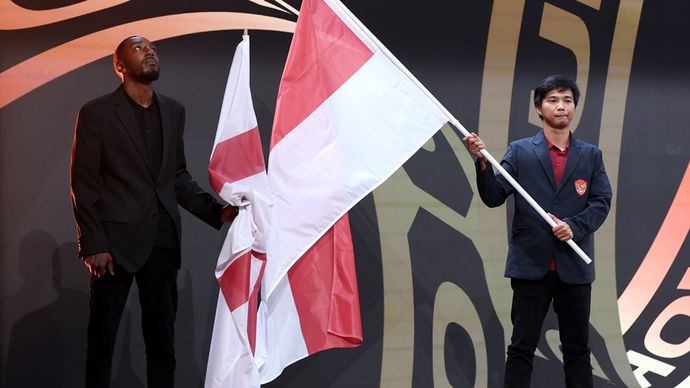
[
  {"x1": 531, "y1": 131, "x2": 557, "y2": 191},
  {"x1": 112, "y1": 86, "x2": 155, "y2": 179}
]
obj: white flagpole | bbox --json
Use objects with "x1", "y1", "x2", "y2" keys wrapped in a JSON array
[{"x1": 326, "y1": 0, "x2": 592, "y2": 264}]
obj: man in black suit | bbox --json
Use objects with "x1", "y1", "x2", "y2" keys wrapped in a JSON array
[{"x1": 70, "y1": 35, "x2": 237, "y2": 388}]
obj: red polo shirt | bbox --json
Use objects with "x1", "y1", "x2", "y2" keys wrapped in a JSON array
[{"x1": 546, "y1": 137, "x2": 569, "y2": 270}]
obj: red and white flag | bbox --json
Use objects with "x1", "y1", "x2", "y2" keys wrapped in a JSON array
[
  {"x1": 204, "y1": 34, "x2": 270, "y2": 388},
  {"x1": 258, "y1": 0, "x2": 449, "y2": 382}
]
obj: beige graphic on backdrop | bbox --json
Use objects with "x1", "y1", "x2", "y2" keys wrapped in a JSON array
[
  {"x1": 2, "y1": 0, "x2": 669, "y2": 386},
  {"x1": 0, "y1": 3, "x2": 297, "y2": 109},
  {"x1": 248, "y1": 0, "x2": 300, "y2": 14},
  {"x1": 0, "y1": 0, "x2": 129, "y2": 29},
  {"x1": 478, "y1": 0, "x2": 644, "y2": 385},
  {"x1": 527, "y1": 3, "x2": 590, "y2": 131},
  {"x1": 595, "y1": 1, "x2": 644, "y2": 386},
  {"x1": 619, "y1": 163, "x2": 690, "y2": 387},
  {"x1": 606, "y1": 4, "x2": 690, "y2": 385},
  {"x1": 375, "y1": 0, "x2": 643, "y2": 386},
  {"x1": 375, "y1": 124, "x2": 491, "y2": 387},
  {"x1": 476, "y1": 0, "x2": 524, "y2": 372}
]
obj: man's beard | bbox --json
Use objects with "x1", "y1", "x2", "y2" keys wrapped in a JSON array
[{"x1": 133, "y1": 68, "x2": 160, "y2": 84}]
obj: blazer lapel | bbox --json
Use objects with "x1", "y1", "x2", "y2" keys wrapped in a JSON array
[
  {"x1": 112, "y1": 86, "x2": 155, "y2": 179},
  {"x1": 531, "y1": 131, "x2": 557, "y2": 191}
]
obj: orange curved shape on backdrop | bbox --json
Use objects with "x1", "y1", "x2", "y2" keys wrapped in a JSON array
[
  {"x1": 0, "y1": 0, "x2": 129, "y2": 30},
  {"x1": 618, "y1": 160, "x2": 690, "y2": 334},
  {"x1": 0, "y1": 12, "x2": 296, "y2": 109}
]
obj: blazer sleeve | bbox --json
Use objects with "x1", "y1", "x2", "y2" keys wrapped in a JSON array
[
  {"x1": 70, "y1": 106, "x2": 109, "y2": 257},
  {"x1": 476, "y1": 143, "x2": 518, "y2": 207},
  {"x1": 563, "y1": 148, "x2": 612, "y2": 242},
  {"x1": 172, "y1": 108, "x2": 224, "y2": 229}
]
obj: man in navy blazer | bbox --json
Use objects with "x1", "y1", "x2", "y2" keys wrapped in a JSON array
[
  {"x1": 71, "y1": 36, "x2": 237, "y2": 388},
  {"x1": 464, "y1": 75, "x2": 612, "y2": 388}
]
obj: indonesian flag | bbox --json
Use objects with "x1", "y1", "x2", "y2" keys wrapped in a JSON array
[
  {"x1": 258, "y1": 0, "x2": 448, "y2": 382},
  {"x1": 204, "y1": 34, "x2": 270, "y2": 388}
]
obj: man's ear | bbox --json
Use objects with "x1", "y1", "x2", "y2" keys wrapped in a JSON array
[
  {"x1": 114, "y1": 56, "x2": 125, "y2": 73},
  {"x1": 113, "y1": 55, "x2": 124, "y2": 77}
]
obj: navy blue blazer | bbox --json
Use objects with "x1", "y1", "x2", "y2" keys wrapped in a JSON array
[{"x1": 476, "y1": 131, "x2": 612, "y2": 284}]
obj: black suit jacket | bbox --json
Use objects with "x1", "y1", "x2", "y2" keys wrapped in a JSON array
[{"x1": 70, "y1": 85, "x2": 222, "y2": 272}]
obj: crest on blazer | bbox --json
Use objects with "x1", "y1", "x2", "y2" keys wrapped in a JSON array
[{"x1": 575, "y1": 179, "x2": 588, "y2": 196}]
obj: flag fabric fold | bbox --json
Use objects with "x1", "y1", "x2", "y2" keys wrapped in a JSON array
[
  {"x1": 257, "y1": 214, "x2": 361, "y2": 383},
  {"x1": 204, "y1": 34, "x2": 270, "y2": 388},
  {"x1": 206, "y1": 0, "x2": 452, "y2": 383},
  {"x1": 264, "y1": 0, "x2": 449, "y2": 298},
  {"x1": 257, "y1": 0, "x2": 449, "y2": 382}
]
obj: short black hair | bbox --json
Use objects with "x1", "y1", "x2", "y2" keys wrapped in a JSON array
[
  {"x1": 533, "y1": 74, "x2": 580, "y2": 108},
  {"x1": 114, "y1": 35, "x2": 141, "y2": 60}
]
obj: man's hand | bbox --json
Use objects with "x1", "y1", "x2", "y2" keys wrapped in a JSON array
[
  {"x1": 84, "y1": 252, "x2": 114, "y2": 277},
  {"x1": 462, "y1": 132, "x2": 488, "y2": 170},
  {"x1": 549, "y1": 213, "x2": 573, "y2": 241},
  {"x1": 220, "y1": 205, "x2": 239, "y2": 224}
]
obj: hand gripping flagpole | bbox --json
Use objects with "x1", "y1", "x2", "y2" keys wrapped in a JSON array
[{"x1": 326, "y1": 0, "x2": 591, "y2": 264}]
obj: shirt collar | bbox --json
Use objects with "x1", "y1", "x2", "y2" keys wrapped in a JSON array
[
  {"x1": 545, "y1": 135, "x2": 570, "y2": 152},
  {"x1": 124, "y1": 91, "x2": 159, "y2": 113}
]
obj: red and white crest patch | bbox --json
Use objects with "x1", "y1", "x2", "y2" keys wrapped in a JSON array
[{"x1": 575, "y1": 179, "x2": 587, "y2": 196}]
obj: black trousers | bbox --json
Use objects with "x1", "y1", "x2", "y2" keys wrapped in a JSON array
[
  {"x1": 85, "y1": 247, "x2": 178, "y2": 388},
  {"x1": 504, "y1": 271, "x2": 592, "y2": 388}
]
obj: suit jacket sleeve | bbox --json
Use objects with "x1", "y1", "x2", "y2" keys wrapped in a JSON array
[
  {"x1": 476, "y1": 143, "x2": 518, "y2": 207},
  {"x1": 173, "y1": 108, "x2": 224, "y2": 229},
  {"x1": 563, "y1": 148, "x2": 612, "y2": 242},
  {"x1": 70, "y1": 106, "x2": 108, "y2": 257}
]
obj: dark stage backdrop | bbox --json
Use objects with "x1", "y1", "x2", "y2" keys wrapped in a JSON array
[{"x1": 1, "y1": 0, "x2": 688, "y2": 387}]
